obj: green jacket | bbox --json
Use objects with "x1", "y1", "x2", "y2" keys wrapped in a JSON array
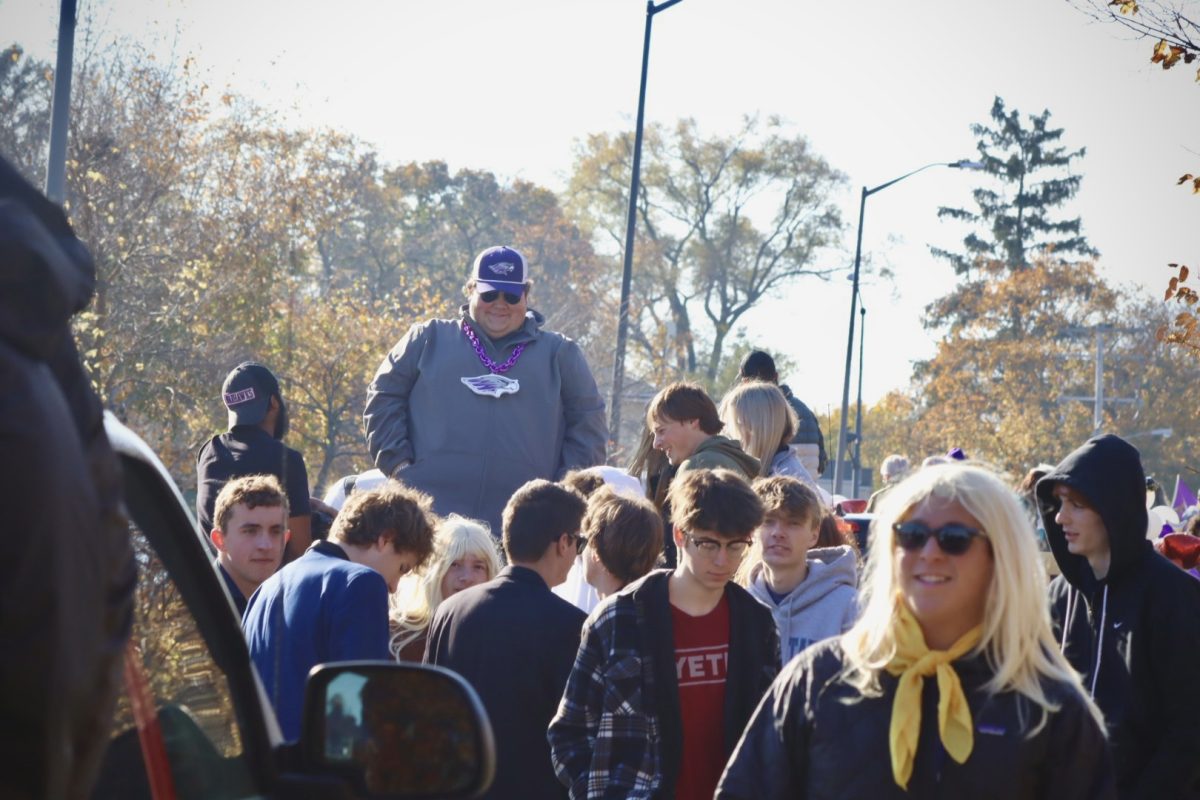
[{"x1": 677, "y1": 435, "x2": 760, "y2": 482}]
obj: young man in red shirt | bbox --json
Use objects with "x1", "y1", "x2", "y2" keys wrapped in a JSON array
[{"x1": 549, "y1": 468, "x2": 780, "y2": 799}]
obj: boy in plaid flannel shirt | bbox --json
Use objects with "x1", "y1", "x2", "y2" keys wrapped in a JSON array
[{"x1": 548, "y1": 468, "x2": 780, "y2": 799}]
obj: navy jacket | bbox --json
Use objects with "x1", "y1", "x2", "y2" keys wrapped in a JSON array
[
  {"x1": 243, "y1": 541, "x2": 391, "y2": 741},
  {"x1": 426, "y1": 566, "x2": 586, "y2": 800}
]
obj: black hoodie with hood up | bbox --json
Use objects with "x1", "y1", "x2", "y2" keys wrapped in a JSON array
[{"x1": 1037, "y1": 434, "x2": 1200, "y2": 799}]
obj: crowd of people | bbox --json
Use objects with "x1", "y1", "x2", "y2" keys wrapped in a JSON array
[{"x1": 192, "y1": 244, "x2": 1200, "y2": 799}]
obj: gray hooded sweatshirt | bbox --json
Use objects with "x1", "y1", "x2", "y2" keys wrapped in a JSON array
[{"x1": 747, "y1": 545, "x2": 859, "y2": 665}]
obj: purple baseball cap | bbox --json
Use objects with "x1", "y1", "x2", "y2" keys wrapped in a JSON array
[{"x1": 472, "y1": 246, "x2": 529, "y2": 294}]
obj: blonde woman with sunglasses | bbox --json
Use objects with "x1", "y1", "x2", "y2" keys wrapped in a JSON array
[{"x1": 717, "y1": 462, "x2": 1113, "y2": 799}]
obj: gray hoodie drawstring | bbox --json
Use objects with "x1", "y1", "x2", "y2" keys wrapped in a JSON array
[{"x1": 1059, "y1": 585, "x2": 1108, "y2": 698}]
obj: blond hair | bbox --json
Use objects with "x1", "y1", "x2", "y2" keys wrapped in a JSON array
[
  {"x1": 842, "y1": 462, "x2": 1104, "y2": 734},
  {"x1": 388, "y1": 515, "x2": 502, "y2": 658},
  {"x1": 719, "y1": 381, "x2": 797, "y2": 478}
]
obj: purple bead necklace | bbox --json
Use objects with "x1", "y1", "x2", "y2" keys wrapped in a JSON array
[{"x1": 461, "y1": 319, "x2": 526, "y2": 374}]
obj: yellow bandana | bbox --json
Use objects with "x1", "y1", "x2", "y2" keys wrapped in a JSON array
[{"x1": 884, "y1": 602, "x2": 982, "y2": 790}]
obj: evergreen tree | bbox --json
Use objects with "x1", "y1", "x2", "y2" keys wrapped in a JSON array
[{"x1": 932, "y1": 96, "x2": 1097, "y2": 274}]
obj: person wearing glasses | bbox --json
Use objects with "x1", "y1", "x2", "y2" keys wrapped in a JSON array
[
  {"x1": 426, "y1": 479, "x2": 588, "y2": 800},
  {"x1": 549, "y1": 469, "x2": 780, "y2": 800},
  {"x1": 716, "y1": 462, "x2": 1113, "y2": 799},
  {"x1": 364, "y1": 245, "x2": 607, "y2": 537}
]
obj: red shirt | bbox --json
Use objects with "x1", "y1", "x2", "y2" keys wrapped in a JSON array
[{"x1": 671, "y1": 594, "x2": 730, "y2": 800}]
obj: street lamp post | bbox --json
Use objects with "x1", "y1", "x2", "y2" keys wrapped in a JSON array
[
  {"x1": 832, "y1": 159, "x2": 983, "y2": 497},
  {"x1": 609, "y1": 0, "x2": 684, "y2": 459},
  {"x1": 851, "y1": 301, "x2": 865, "y2": 496},
  {"x1": 45, "y1": 0, "x2": 79, "y2": 205}
]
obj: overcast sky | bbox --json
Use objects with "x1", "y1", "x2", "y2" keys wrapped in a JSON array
[{"x1": 5, "y1": 0, "x2": 1198, "y2": 413}]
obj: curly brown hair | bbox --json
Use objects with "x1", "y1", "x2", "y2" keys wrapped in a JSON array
[
  {"x1": 213, "y1": 474, "x2": 288, "y2": 532},
  {"x1": 331, "y1": 481, "x2": 437, "y2": 567}
]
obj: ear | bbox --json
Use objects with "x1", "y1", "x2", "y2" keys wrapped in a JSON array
[
  {"x1": 807, "y1": 522, "x2": 820, "y2": 549},
  {"x1": 268, "y1": 394, "x2": 281, "y2": 412},
  {"x1": 672, "y1": 526, "x2": 685, "y2": 547},
  {"x1": 210, "y1": 528, "x2": 226, "y2": 551},
  {"x1": 284, "y1": 528, "x2": 292, "y2": 544}
]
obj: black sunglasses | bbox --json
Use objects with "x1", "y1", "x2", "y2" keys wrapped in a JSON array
[
  {"x1": 892, "y1": 521, "x2": 984, "y2": 556},
  {"x1": 478, "y1": 289, "x2": 524, "y2": 304}
]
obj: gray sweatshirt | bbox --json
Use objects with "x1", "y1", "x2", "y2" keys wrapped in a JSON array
[{"x1": 747, "y1": 545, "x2": 859, "y2": 666}]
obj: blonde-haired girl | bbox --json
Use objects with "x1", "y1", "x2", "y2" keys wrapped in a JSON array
[
  {"x1": 389, "y1": 514, "x2": 501, "y2": 661},
  {"x1": 717, "y1": 462, "x2": 1113, "y2": 799}
]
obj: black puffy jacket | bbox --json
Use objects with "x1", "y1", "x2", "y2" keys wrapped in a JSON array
[
  {"x1": 1038, "y1": 434, "x2": 1200, "y2": 799},
  {"x1": 716, "y1": 638, "x2": 1114, "y2": 800},
  {"x1": 0, "y1": 156, "x2": 135, "y2": 799}
]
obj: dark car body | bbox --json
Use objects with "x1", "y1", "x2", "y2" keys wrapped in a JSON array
[{"x1": 91, "y1": 413, "x2": 492, "y2": 800}]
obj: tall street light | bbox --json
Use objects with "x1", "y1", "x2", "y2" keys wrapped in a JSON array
[
  {"x1": 832, "y1": 159, "x2": 984, "y2": 497},
  {"x1": 609, "y1": 0, "x2": 685, "y2": 458},
  {"x1": 851, "y1": 300, "x2": 865, "y2": 496},
  {"x1": 45, "y1": 0, "x2": 79, "y2": 205}
]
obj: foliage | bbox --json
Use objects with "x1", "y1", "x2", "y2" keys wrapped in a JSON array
[
  {"x1": 932, "y1": 97, "x2": 1096, "y2": 275},
  {"x1": 0, "y1": 44, "x2": 51, "y2": 185},
  {"x1": 4, "y1": 38, "x2": 606, "y2": 496},
  {"x1": 1072, "y1": 0, "x2": 1200, "y2": 81},
  {"x1": 1158, "y1": 262, "x2": 1200, "y2": 349},
  {"x1": 847, "y1": 257, "x2": 1200, "y2": 483},
  {"x1": 567, "y1": 116, "x2": 844, "y2": 384}
]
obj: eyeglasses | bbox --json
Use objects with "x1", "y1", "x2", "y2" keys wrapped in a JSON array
[
  {"x1": 477, "y1": 289, "x2": 524, "y2": 305},
  {"x1": 684, "y1": 532, "x2": 753, "y2": 558},
  {"x1": 892, "y1": 521, "x2": 984, "y2": 556}
]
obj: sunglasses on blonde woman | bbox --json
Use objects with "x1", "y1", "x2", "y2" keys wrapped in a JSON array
[{"x1": 892, "y1": 521, "x2": 984, "y2": 556}]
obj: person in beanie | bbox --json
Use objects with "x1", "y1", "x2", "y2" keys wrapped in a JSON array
[
  {"x1": 196, "y1": 361, "x2": 312, "y2": 559},
  {"x1": 364, "y1": 245, "x2": 607, "y2": 536},
  {"x1": 1037, "y1": 433, "x2": 1200, "y2": 798}
]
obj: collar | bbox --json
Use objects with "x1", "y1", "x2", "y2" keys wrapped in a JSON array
[
  {"x1": 310, "y1": 540, "x2": 350, "y2": 561},
  {"x1": 500, "y1": 564, "x2": 551, "y2": 591}
]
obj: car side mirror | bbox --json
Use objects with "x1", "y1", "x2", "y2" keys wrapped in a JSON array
[{"x1": 302, "y1": 662, "x2": 495, "y2": 799}]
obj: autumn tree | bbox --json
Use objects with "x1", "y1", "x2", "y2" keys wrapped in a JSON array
[
  {"x1": 567, "y1": 116, "x2": 844, "y2": 383},
  {"x1": 0, "y1": 45, "x2": 51, "y2": 185},
  {"x1": 909, "y1": 257, "x2": 1136, "y2": 475},
  {"x1": 933, "y1": 97, "x2": 1096, "y2": 275}
]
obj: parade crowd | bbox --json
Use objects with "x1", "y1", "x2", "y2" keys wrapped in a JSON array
[{"x1": 198, "y1": 245, "x2": 1200, "y2": 799}]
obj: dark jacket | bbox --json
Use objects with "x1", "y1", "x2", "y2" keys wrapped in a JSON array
[
  {"x1": 1037, "y1": 434, "x2": 1200, "y2": 799},
  {"x1": 195, "y1": 425, "x2": 311, "y2": 536},
  {"x1": 242, "y1": 541, "x2": 391, "y2": 741},
  {"x1": 548, "y1": 570, "x2": 780, "y2": 799},
  {"x1": 0, "y1": 156, "x2": 136, "y2": 799},
  {"x1": 426, "y1": 566, "x2": 587, "y2": 800},
  {"x1": 716, "y1": 638, "x2": 1114, "y2": 800},
  {"x1": 780, "y1": 384, "x2": 826, "y2": 475}
]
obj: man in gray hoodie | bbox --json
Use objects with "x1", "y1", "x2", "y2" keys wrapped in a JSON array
[{"x1": 745, "y1": 476, "x2": 858, "y2": 664}]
